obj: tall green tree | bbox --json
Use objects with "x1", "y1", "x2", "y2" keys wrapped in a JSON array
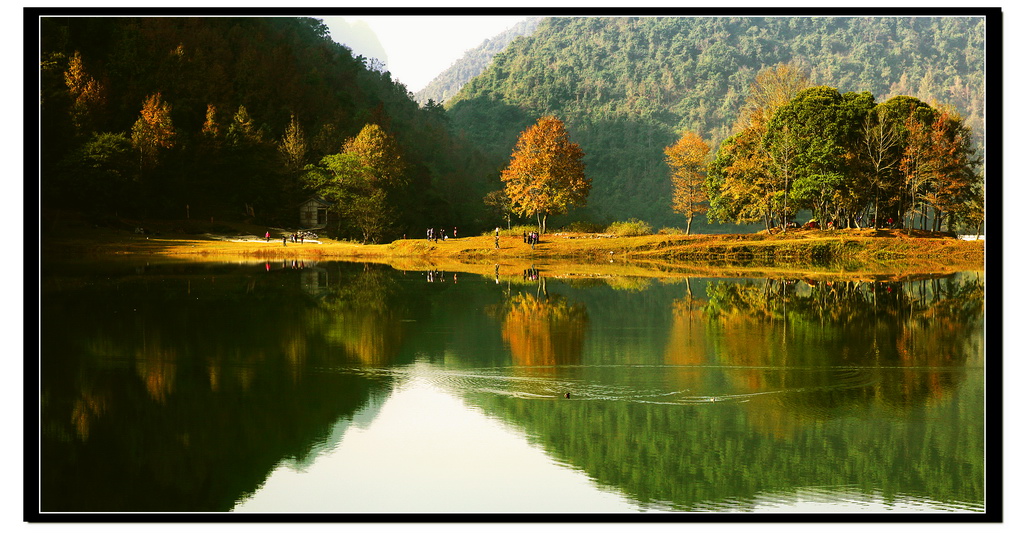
[
  {"x1": 303, "y1": 123, "x2": 408, "y2": 243},
  {"x1": 764, "y1": 86, "x2": 870, "y2": 224},
  {"x1": 858, "y1": 105, "x2": 902, "y2": 228},
  {"x1": 872, "y1": 95, "x2": 933, "y2": 226},
  {"x1": 500, "y1": 116, "x2": 591, "y2": 233},
  {"x1": 55, "y1": 132, "x2": 137, "y2": 214}
]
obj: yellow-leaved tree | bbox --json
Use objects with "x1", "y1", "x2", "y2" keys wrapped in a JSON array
[
  {"x1": 664, "y1": 131, "x2": 710, "y2": 234},
  {"x1": 64, "y1": 51, "x2": 106, "y2": 137},
  {"x1": 500, "y1": 116, "x2": 590, "y2": 233},
  {"x1": 130, "y1": 92, "x2": 175, "y2": 169}
]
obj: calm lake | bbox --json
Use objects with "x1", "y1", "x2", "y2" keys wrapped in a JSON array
[{"x1": 38, "y1": 260, "x2": 987, "y2": 516}]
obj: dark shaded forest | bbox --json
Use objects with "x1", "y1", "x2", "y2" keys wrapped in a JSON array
[{"x1": 40, "y1": 17, "x2": 494, "y2": 235}]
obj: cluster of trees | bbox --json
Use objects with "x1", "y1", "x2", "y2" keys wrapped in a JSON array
[
  {"x1": 300, "y1": 123, "x2": 409, "y2": 243},
  {"x1": 700, "y1": 64, "x2": 983, "y2": 234},
  {"x1": 488, "y1": 65, "x2": 982, "y2": 238},
  {"x1": 41, "y1": 17, "x2": 494, "y2": 235},
  {"x1": 41, "y1": 16, "x2": 988, "y2": 240},
  {"x1": 446, "y1": 16, "x2": 986, "y2": 229}
]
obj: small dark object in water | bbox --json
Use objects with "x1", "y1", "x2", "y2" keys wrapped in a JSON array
[{"x1": 564, "y1": 392, "x2": 571, "y2": 399}]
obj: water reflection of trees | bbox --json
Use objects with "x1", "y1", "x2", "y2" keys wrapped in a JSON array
[
  {"x1": 691, "y1": 275, "x2": 985, "y2": 423},
  {"x1": 307, "y1": 265, "x2": 407, "y2": 365},
  {"x1": 40, "y1": 264, "x2": 394, "y2": 512},
  {"x1": 469, "y1": 273, "x2": 985, "y2": 511},
  {"x1": 472, "y1": 363, "x2": 983, "y2": 512},
  {"x1": 663, "y1": 279, "x2": 708, "y2": 388},
  {"x1": 498, "y1": 279, "x2": 590, "y2": 367}
]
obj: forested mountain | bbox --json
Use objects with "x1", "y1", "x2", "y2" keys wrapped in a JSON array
[
  {"x1": 415, "y1": 18, "x2": 541, "y2": 105},
  {"x1": 41, "y1": 17, "x2": 493, "y2": 235},
  {"x1": 447, "y1": 16, "x2": 987, "y2": 229}
]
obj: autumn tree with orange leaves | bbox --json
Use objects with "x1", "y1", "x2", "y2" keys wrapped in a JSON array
[
  {"x1": 500, "y1": 116, "x2": 591, "y2": 233},
  {"x1": 899, "y1": 106, "x2": 978, "y2": 234},
  {"x1": 665, "y1": 131, "x2": 711, "y2": 234},
  {"x1": 63, "y1": 51, "x2": 106, "y2": 138},
  {"x1": 130, "y1": 92, "x2": 176, "y2": 169}
]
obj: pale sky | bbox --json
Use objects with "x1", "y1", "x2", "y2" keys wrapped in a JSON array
[{"x1": 322, "y1": 16, "x2": 530, "y2": 93}]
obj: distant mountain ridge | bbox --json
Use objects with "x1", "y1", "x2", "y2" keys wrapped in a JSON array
[
  {"x1": 415, "y1": 18, "x2": 541, "y2": 104},
  {"x1": 445, "y1": 16, "x2": 987, "y2": 229},
  {"x1": 324, "y1": 18, "x2": 389, "y2": 69}
]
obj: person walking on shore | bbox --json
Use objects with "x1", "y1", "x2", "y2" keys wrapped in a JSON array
[{"x1": 265, "y1": 231, "x2": 270, "y2": 242}]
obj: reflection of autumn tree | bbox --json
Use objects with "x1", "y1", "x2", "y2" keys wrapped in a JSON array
[
  {"x1": 882, "y1": 276, "x2": 984, "y2": 409},
  {"x1": 664, "y1": 279, "x2": 709, "y2": 388},
  {"x1": 702, "y1": 275, "x2": 983, "y2": 434},
  {"x1": 704, "y1": 280, "x2": 793, "y2": 408},
  {"x1": 605, "y1": 276, "x2": 652, "y2": 292},
  {"x1": 665, "y1": 299, "x2": 708, "y2": 366},
  {"x1": 134, "y1": 340, "x2": 178, "y2": 404},
  {"x1": 310, "y1": 266, "x2": 406, "y2": 366},
  {"x1": 501, "y1": 291, "x2": 589, "y2": 366},
  {"x1": 70, "y1": 385, "x2": 110, "y2": 441}
]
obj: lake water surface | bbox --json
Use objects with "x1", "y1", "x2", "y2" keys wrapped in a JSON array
[{"x1": 38, "y1": 260, "x2": 987, "y2": 516}]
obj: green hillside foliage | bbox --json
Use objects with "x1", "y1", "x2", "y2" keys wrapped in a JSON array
[
  {"x1": 446, "y1": 16, "x2": 986, "y2": 230},
  {"x1": 415, "y1": 17, "x2": 541, "y2": 105},
  {"x1": 41, "y1": 17, "x2": 493, "y2": 236}
]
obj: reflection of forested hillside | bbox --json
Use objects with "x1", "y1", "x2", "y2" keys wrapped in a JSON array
[
  {"x1": 40, "y1": 263, "x2": 395, "y2": 511},
  {"x1": 461, "y1": 273, "x2": 985, "y2": 510},
  {"x1": 468, "y1": 374, "x2": 983, "y2": 510},
  {"x1": 40, "y1": 262, "x2": 986, "y2": 512}
]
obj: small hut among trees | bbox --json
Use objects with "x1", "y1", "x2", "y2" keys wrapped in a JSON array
[{"x1": 299, "y1": 196, "x2": 333, "y2": 229}]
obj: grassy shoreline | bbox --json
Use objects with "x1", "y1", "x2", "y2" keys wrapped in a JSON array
[{"x1": 41, "y1": 215, "x2": 984, "y2": 282}]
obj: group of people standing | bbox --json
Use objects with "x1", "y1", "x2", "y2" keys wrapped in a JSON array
[
  {"x1": 265, "y1": 230, "x2": 317, "y2": 245},
  {"x1": 523, "y1": 231, "x2": 541, "y2": 249},
  {"x1": 427, "y1": 227, "x2": 457, "y2": 242}
]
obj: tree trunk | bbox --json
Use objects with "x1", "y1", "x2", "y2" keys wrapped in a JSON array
[
  {"x1": 874, "y1": 191, "x2": 880, "y2": 229},
  {"x1": 685, "y1": 216, "x2": 692, "y2": 235}
]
